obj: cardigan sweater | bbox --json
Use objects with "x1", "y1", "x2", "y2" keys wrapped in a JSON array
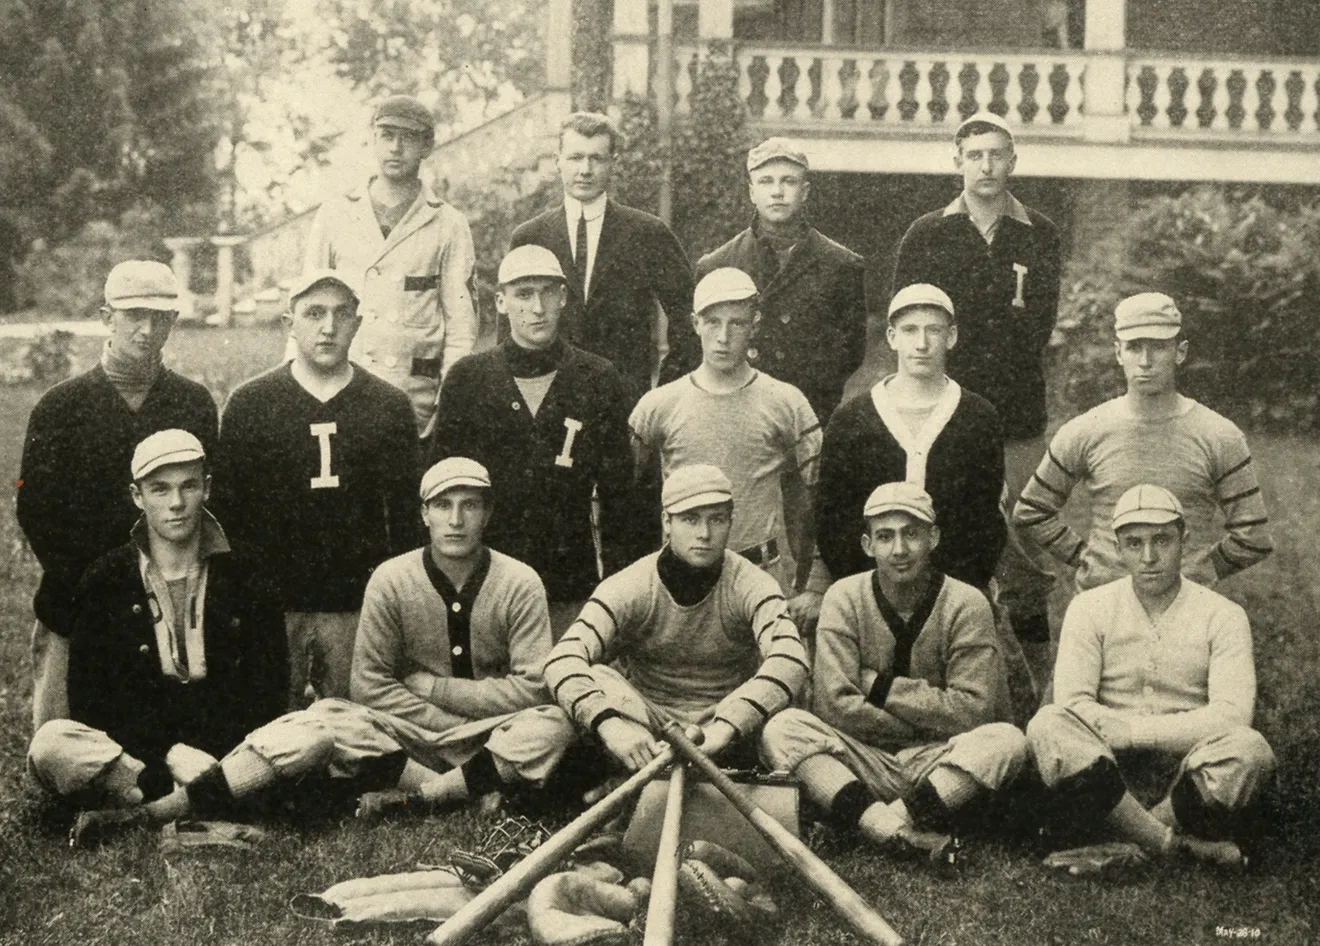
[
  {"x1": 892, "y1": 195, "x2": 1062, "y2": 440},
  {"x1": 213, "y1": 363, "x2": 422, "y2": 612},
  {"x1": 16, "y1": 364, "x2": 218, "y2": 635},
  {"x1": 1053, "y1": 577, "x2": 1256, "y2": 755},
  {"x1": 350, "y1": 547, "x2": 553, "y2": 736},
  {"x1": 813, "y1": 570, "x2": 1012, "y2": 748},
  {"x1": 543, "y1": 550, "x2": 808, "y2": 738},
  {"x1": 817, "y1": 383, "x2": 1005, "y2": 587},
  {"x1": 66, "y1": 539, "x2": 286, "y2": 799}
]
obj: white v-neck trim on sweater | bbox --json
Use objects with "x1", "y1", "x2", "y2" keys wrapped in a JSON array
[{"x1": 870, "y1": 376, "x2": 962, "y2": 487}]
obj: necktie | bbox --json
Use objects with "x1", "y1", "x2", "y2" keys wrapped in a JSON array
[{"x1": 574, "y1": 212, "x2": 590, "y2": 299}]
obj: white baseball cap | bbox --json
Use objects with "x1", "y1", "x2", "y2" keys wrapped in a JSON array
[
  {"x1": 863, "y1": 481, "x2": 937, "y2": 524},
  {"x1": 888, "y1": 283, "x2": 955, "y2": 323},
  {"x1": 662, "y1": 464, "x2": 734, "y2": 514},
  {"x1": 694, "y1": 268, "x2": 758, "y2": 316},
  {"x1": 1112, "y1": 483, "x2": 1184, "y2": 532},
  {"x1": 954, "y1": 111, "x2": 1015, "y2": 144},
  {"x1": 421, "y1": 457, "x2": 492, "y2": 503},
  {"x1": 289, "y1": 269, "x2": 360, "y2": 309},
  {"x1": 132, "y1": 429, "x2": 206, "y2": 481},
  {"x1": 498, "y1": 245, "x2": 566, "y2": 286}
]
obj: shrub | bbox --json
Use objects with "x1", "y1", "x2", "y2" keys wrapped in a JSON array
[{"x1": 1052, "y1": 186, "x2": 1320, "y2": 431}]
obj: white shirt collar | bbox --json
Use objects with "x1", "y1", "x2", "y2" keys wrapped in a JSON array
[{"x1": 566, "y1": 192, "x2": 608, "y2": 222}]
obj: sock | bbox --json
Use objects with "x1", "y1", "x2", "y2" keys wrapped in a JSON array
[
  {"x1": 859, "y1": 799, "x2": 911, "y2": 841},
  {"x1": 219, "y1": 746, "x2": 278, "y2": 798},
  {"x1": 1170, "y1": 773, "x2": 1235, "y2": 841},
  {"x1": 796, "y1": 754, "x2": 859, "y2": 808},
  {"x1": 828, "y1": 780, "x2": 873, "y2": 830},
  {"x1": 926, "y1": 765, "x2": 980, "y2": 810},
  {"x1": 184, "y1": 764, "x2": 235, "y2": 818},
  {"x1": 144, "y1": 787, "x2": 191, "y2": 822},
  {"x1": 398, "y1": 759, "x2": 445, "y2": 793},
  {"x1": 460, "y1": 748, "x2": 502, "y2": 797},
  {"x1": 904, "y1": 778, "x2": 955, "y2": 832},
  {"x1": 418, "y1": 769, "x2": 470, "y2": 805},
  {"x1": 1106, "y1": 792, "x2": 1174, "y2": 854}
]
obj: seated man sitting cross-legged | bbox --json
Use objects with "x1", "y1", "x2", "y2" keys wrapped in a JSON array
[
  {"x1": 760, "y1": 481, "x2": 1028, "y2": 867},
  {"x1": 1027, "y1": 484, "x2": 1275, "y2": 869}
]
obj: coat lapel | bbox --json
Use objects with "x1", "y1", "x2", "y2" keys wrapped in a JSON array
[
  {"x1": 762, "y1": 228, "x2": 823, "y2": 297},
  {"x1": 584, "y1": 199, "x2": 623, "y2": 312},
  {"x1": 375, "y1": 180, "x2": 443, "y2": 262}
]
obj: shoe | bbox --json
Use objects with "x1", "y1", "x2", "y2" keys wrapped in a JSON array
[
  {"x1": 70, "y1": 807, "x2": 150, "y2": 848},
  {"x1": 354, "y1": 789, "x2": 427, "y2": 822},
  {"x1": 1175, "y1": 835, "x2": 1246, "y2": 871},
  {"x1": 860, "y1": 817, "x2": 962, "y2": 872},
  {"x1": 1043, "y1": 841, "x2": 1149, "y2": 877}
]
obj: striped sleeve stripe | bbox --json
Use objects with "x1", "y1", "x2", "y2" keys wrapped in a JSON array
[
  {"x1": 796, "y1": 422, "x2": 822, "y2": 440},
  {"x1": 1214, "y1": 455, "x2": 1254, "y2": 484},
  {"x1": 796, "y1": 450, "x2": 821, "y2": 471},
  {"x1": 1216, "y1": 544, "x2": 1254, "y2": 568},
  {"x1": 754, "y1": 674, "x2": 796, "y2": 703},
  {"x1": 587, "y1": 597, "x2": 618, "y2": 627},
  {"x1": 750, "y1": 594, "x2": 787, "y2": 616},
  {"x1": 1039, "y1": 524, "x2": 1072, "y2": 549},
  {"x1": 1028, "y1": 472, "x2": 1070, "y2": 501},
  {"x1": 1016, "y1": 495, "x2": 1060, "y2": 518},
  {"x1": 543, "y1": 652, "x2": 581, "y2": 669},
  {"x1": 1224, "y1": 535, "x2": 1273, "y2": 556},
  {"x1": 1220, "y1": 486, "x2": 1261, "y2": 504},
  {"x1": 576, "y1": 619, "x2": 607, "y2": 653},
  {"x1": 569, "y1": 689, "x2": 606, "y2": 715},
  {"x1": 771, "y1": 633, "x2": 799, "y2": 643},
  {"x1": 1015, "y1": 509, "x2": 1053, "y2": 528},
  {"x1": 739, "y1": 696, "x2": 771, "y2": 719},
  {"x1": 768, "y1": 652, "x2": 811, "y2": 674},
  {"x1": 1045, "y1": 447, "x2": 1077, "y2": 480},
  {"x1": 550, "y1": 672, "x2": 596, "y2": 699},
  {"x1": 1225, "y1": 517, "x2": 1269, "y2": 529}
]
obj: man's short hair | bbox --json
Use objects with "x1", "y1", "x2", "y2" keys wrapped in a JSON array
[{"x1": 560, "y1": 112, "x2": 622, "y2": 154}]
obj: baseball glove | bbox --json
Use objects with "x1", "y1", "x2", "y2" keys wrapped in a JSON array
[
  {"x1": 1043, "y1": 841, "x2": 1150, "y2": 877},
  {"x1": 449, "y1": 814, "x2": 553, "y2": 890},
  {"x1": 526, "y1": 871, "x2": 641, "y2": 946},
  {"x1": 159, "y1": 820, "x2": 267, "y2": 854},
  {"x1": 677, "y1": 840, "x2": 780, "y2": 939}
]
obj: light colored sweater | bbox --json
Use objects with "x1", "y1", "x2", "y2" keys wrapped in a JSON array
[
  {"x1": 1052, "y1": 576, "x2": 1255, "y2": 754},
  {"x1": 813, "y1": 571, "x2": 1012, "y2": 748},
  {"x1": 349, "y1": 548, "x2": 552, "y2": 734},
  {"x1": 543, "y1": 550, "x2": 808, "y2": 737},
  {"x1": 1014, "y1": 396, "x2": 1273, "y2": 590}
]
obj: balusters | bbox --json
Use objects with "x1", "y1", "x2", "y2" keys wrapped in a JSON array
[{"x1": 822, "y1": 57, "x2": 845, "y2": 121}]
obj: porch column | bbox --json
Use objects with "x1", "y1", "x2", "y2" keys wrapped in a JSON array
[
  {"x1": 612, "y1": 0, "x2": 649, "y2": 99},
  {"x1": 162, "y1": 236, "x2": 203, "y2": 322},
  {"x1": 698, "y1": 0, "x2": 733, "y2": 40},
  {"x1": 545, "y1": 0, "x2": 573, "y2": 91},
  {"x1": 211, "y1": 234, "x2": 246, "y2": 328},
  {"x1": 1082, "y1": 0, "x2": 1129, "y2": 142}
]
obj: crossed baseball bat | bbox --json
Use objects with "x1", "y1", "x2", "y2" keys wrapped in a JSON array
[{"x1": 424, "y1": 718, "x2": 905, "y2": 946}]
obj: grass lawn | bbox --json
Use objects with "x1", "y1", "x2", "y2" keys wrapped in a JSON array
[{"x1": 0, "y1": 325, "x2": 1317, "y2": 945}]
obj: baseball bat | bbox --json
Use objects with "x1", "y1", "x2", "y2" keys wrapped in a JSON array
[
  {"x1": 642, "y1": 760, "x2": 687, "y2": 946},
  {"x1": 659, "y1": 720, "x2": 905, "y2": 946},
  {"x1": 424, "y1": 746, "x2": 675, "y2": 946}
]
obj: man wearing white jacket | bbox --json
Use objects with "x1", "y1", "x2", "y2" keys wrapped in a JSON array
[{"x1": 304, "y1": 94, "x2": 478, "y2": 438}]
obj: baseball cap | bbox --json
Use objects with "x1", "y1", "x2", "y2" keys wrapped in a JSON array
[
  {"x1": 132, "y1": 429, "x2": 206, "y2": 481},
  {"x1": 1112, "y1": 483, "x2": 1184, "y2": 532},
  {"x1": 288, "y1": 269, "x2": 360, "y2": 309},
  {"x1": 498, "y1": 245, "x2": 566, "y2": 286},
  {"x1": 694, "y1": 268, "x2": 758, "y2": 316},
  {"x1": 955, "y1": 111, "x2": 1015, "y2": 144},
  {"x1": 1114, "y1": 292, "x2": 1182, "y2": 341},
  {"x1": 421, "y1": 457, "x2": 492, "y2": 503},
  {"x1": 104, "y1": 260, "x2": 180, "y2": 312},
  {"x1": 662, "y1": 464, "x2": 734, "y2": 514},
  {"x1": 863, "y1": 481, "x2": 937, "y2": 525},
  {"x1": 747, "y1": 137, "x2": 809, "y2": 173},
  {"x1": 888, "y1": 283, "x2": 955, "y2": 323},
  {"x1": 373, "y1": 95, "x2": 433, "y2": 134}
]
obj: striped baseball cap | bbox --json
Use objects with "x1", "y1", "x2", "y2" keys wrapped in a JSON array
[{"x1": 131, "y1": 429, "x2": 206, "y2": 481}]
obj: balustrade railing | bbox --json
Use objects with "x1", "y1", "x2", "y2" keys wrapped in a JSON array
[{"x1": 1126, "y1": 55, "x2": 1320, "y2": 137}]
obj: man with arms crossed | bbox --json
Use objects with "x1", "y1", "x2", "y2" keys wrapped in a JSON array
[
  {"x1": 543, "y1": 465, "x2": 808, "y2": 773},
  {"x1": 511, "y1": 112, "x2": 692, "y2": 399},
  {"x1": 1013, "y1": 293, "x2": 1273, "y2": 595},
  {"x1": 676, "y1": 138, "x2": 867, "y2": 424},
  {"x1": 17, "y1": 260, "x2": 217, "y2": 730},
  {"x1": 214, "y1": 270, "x2": 420, "y2": 705},
  {"x1": 304, "y1": 94, "x2": 477, "y2": 437},
  {"x1": 762, "y1": 482, "x2": 1027, "y2": 866},
  {"x1": 1027, "y1": 485, "x2": 1274, "y2": 868},
  {"x1": 431, "y1": 245, "x2": 634, "y2": 636},
  {"x1": 629, "y1": 268, "x2": 824, "y2": 628},
  {"x1": 28, "y1": 430, "x2": 286, "y2": 844},
  {"x1": 893, "y1": 111, "x2": 1063, "y2": 652}
]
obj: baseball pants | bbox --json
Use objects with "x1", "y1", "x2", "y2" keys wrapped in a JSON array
[
  {"x1": 28, "y1": 718, "x2": 137, "y2": 804},
  {"x1": 29, "y1": 619, "x2": 69, "y2": 731},
  {"x1": 1028, "y1": 704, "x2": 1276, "y2": 812},
  {"x1": 285, "y1": 611, "x2": 359, "y2": 706},
  {"x1": 759, "y1": 707, "x2": 1028, "y2": 802}
]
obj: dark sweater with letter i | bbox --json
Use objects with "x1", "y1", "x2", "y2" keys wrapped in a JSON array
[{"x1": 213, "y1": 363, "x2": 422, "y2": 612}]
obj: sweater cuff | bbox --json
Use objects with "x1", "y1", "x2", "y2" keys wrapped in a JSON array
[
  {"x1": 867, "y1": 673, "x2": 895, "y2": 708},
  {"x1": 714, "y1": 697, "x2": 763, "y2": 738},
  {"x1": 588, "y1": 708, "x2": 625, "y2": 734},
  {"x1": 1127, "y1": 717, "x2": 1160, "y2": 752}
]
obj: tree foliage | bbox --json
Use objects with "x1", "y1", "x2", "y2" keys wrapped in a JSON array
[
  {"x1": 0, "y1": 0, "x2": 222, "y2": 239},
  {"x1": 1053, "y1": 186, "x2": 1320, "y2": 431}
]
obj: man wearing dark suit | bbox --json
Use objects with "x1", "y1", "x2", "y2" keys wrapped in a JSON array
[
  {"x1": 509, "y1": 112, "x2": 693, "y2": 400},
  {"x1": 673, "y1": 138, "x2": 868, "y2": 426}
]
